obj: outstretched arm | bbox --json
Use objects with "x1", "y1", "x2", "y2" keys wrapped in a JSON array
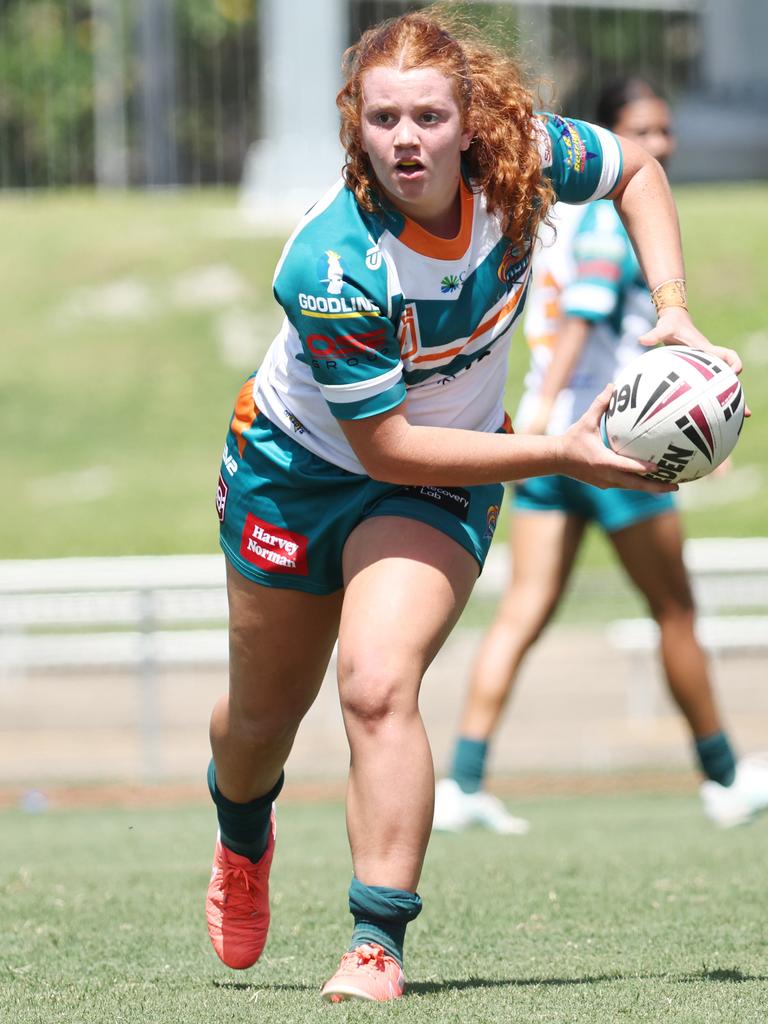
[
  {"x1": 340, "y1": 387, "x2": 674, "y2": 492},
  {"x1": 608, "y1": 137, "x2": 741, "y2": 373}
]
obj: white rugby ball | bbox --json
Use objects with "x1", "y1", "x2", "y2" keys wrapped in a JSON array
[{"x1": 602, "y1": 346, "x2": 745, "y2": 482}]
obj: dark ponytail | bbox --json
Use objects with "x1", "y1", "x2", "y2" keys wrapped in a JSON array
[{"x1": 595, "y1": 77, "x2": 664, "y2": 130}]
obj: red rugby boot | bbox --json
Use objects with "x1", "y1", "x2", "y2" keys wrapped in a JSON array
[
  {"x1": 321, "y1": 943, "x2": 406, "y2": 1002},
  {"x1": 205, "y1": 810, "x2": 276, "y2": 969}
]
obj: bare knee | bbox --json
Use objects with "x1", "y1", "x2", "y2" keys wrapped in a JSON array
[
  {"x1": 338, "y1": 656, "x2": 417, "y2": 736},
  {"x1": 495, "y1": 583, "x2": 556, "y2": 649},
  {"x1": 651, "y1": 591, "x2": 697, "y2": 633}
]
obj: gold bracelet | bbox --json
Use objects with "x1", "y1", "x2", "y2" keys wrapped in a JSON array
[{"x1": 651, "y1": 278, "x2": 688, "y2": 313}]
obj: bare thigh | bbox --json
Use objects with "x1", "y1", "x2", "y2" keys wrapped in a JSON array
[
  {"x1": 338, "y1": 516, "x2": 480, "y2": 701},
  {"x1": 500, "y1": 509, "x2": 587, "y2": 636},
  {"x1": 226, "y1": 561, "x2": 343, "y2": 717},
  {"x1": 211, "y1": 562, "x2": 344, "y2": 800},
  {"x1": 608, "y1": 510, "x2": 694, "y2": 616}
]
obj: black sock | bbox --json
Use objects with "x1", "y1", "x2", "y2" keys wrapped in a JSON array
[
  {"x1": 207, "y1": 759, "x2": 284, "y2": 862},
  {"x1": 695, "y1": 731, "x2": 736, "y2": 786}
]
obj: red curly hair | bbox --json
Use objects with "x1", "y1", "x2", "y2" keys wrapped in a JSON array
[{"x1": 337, "y1": 6, "x2": 554, "y2": 253}]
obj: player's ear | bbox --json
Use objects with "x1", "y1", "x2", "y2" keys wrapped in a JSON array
[{"x1": 460, "y1": 122, "x2": 473, "y2": 152}]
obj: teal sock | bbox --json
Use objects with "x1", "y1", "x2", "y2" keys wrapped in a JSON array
[
  {"x1": 207, "y1": 759, "x2": 283, "y2": 863},
  {"x1": 348, "y1": 877, "x2": 423, "y2": 967},
  {"x1": 450, "y1": 736, "x2": 489, "y2": 794},
  {"x1": 695, "y1": 731, "x2": 736, "y2": 786}
]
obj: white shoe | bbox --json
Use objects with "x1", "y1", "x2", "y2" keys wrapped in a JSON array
[
  {"x1": 700, "y1": 753, "x2": 768, "y2": 828},
  {"x1": 433, "y1": 778, "x2": 530, "y2": 835}
]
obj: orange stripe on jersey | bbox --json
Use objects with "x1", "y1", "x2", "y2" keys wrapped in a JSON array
[
  {"x1": 501, "y1": 411, "x2": 514, "y2": 434},
  {"x1": 397, "y1": 180, "x2": 474, "y2": 260},
  {"x1": 412, "y1": 343, "x2": 465, "y2": 364},
  {"x1": 230, "y1": 378, "x2": 259, "y2": 457},
  {"x1": 468, "y1": 284, "x2": 525, "y2": 343}
]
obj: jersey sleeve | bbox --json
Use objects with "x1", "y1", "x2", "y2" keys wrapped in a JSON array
[
  {"x1": 536, "y1": 114, "x2": 623, "y2": 205},
  {"x1": 273, "y1": 237, "x2": 405, "y2": 421},
  {"x1": 561, "y1": 203, "x2": 634, "y2": 321}
]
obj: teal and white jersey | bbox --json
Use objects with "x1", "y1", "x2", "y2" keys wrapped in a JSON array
[
  {"x1": 254, "y1": 114, "x2": 623, "y2": 473},
  {"x1": 517, "y1": 199, "x2": 656, "y2": 436}
]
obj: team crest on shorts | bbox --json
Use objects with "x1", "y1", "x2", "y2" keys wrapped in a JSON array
[
  {"x1": 240, "y1": 513, "x2": 309, "y2": 576},
  {"x1": 484, "y1": 503, "x2": 500, "y2": 540}
]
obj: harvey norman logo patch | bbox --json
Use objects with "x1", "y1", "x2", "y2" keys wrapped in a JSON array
[{"x1": 240, "y1": 514, "x2": 309, "y2": 575}]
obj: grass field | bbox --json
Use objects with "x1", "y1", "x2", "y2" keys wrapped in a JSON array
[
  {"x1": 2, "y1": 795, "x2": 767, "y2": 1023},
  {"x1": 2, "y1": 184, "x2": 767, "y2": 561}
]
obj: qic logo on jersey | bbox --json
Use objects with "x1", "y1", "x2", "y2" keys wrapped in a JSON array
[
  {"x1": 239, "y1": 514, "x2": 309, "y2": 576},
  {"x1": 317, "y1": 249, "x2": 345, "y2": 294}
]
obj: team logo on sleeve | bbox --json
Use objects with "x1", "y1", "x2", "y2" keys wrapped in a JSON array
[
  {"x1": 298, "y1": 247, "x2": 382, "y2": 317},
  {"x1": 307, "y1": 327, "x2": 391, "y2": 367},
  {"x1": 551, "y1": 114, "x2": 597, "y2": 173},
  {"x1": 317, "y1": 249, "x2": 345, "y2": 294}
]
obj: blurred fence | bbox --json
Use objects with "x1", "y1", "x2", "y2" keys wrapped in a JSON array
[
  {"x1": 0, "y1": 0, "x2": 727, "y2": 191},
  {"x1": 1, "y1": 541, "x2": 766, "y2": 782}
]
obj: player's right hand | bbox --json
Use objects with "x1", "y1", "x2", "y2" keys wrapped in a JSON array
[{"x1": 555, "y1": 384, "x2": 678, "y2": 493}]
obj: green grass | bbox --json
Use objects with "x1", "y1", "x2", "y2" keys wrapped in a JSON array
[
  {"x1": 2, "y1": 795, "x2": 767, "y2": 1022},
  {"x1": 2, "y1": 183, "x2": 767, "y2": 559}
]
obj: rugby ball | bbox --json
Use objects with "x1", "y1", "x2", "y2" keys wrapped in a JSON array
[{"x1": 602, "y1": 346, "x2": 745, "y2": 482}]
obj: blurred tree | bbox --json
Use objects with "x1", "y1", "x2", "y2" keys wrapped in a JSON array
[
  {"x1": 0, "y1": 0, "x2": 701, "y2": 190},
  {"x1": 0, "y1": 1, "x2": 94, "y2": 187},
  {"x1": 0, "y1": 0, "x2": 260, "y2": 188}
]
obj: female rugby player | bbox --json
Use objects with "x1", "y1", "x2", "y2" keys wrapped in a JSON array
[{"x1": 204, "y1": 16, "x2": 740, "y2": 1002}]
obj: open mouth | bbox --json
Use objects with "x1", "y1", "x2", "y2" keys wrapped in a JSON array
[{"x1": 395, "y1": 159, "x2": 424, "y2": 176}]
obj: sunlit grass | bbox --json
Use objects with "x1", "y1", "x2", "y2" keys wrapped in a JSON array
[
  {"x1": 2, "y1": 796, "x2": 766, "y2": 1023},
  {"x1": 2, "y1": 184, "x2": 767, "y2": 558}
]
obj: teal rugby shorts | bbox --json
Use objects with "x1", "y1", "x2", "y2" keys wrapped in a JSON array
[
  {"x1": 217, "y1": 411, "x2": 504, "y2": 595},
  {"x1": 513, "y1": 474, "x2": 675, "y2": 534}
]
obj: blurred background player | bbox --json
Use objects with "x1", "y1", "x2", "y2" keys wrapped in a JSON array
[{"x1": 434, "y1": 77, "x2": 768, "y2": 835}]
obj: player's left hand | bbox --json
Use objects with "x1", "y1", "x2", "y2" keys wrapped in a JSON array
[
  {"x1": 638, "y1": 307, "x2": 742, "y2": 375},
  {"x1": 638, "y1": 307, "x2": 750, "y2": 416}
]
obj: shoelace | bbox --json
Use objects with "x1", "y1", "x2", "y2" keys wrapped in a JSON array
[
  {"x1": 217, "y1": 861, "x2": 264, "y2": 912},
  {"x1": 341, "y1": 943, "x2": 389, "y2": 974}
]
